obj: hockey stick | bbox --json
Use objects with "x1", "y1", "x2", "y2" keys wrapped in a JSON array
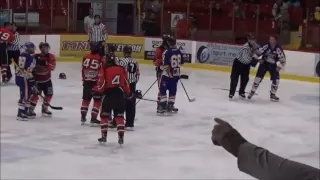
[
  {"x1": 12, "y1": 61, "x2": 63, "y2": 110},
  {"x1": 140, "y1": 98, "x2": 158, "y2": 103},
  {"x1": 179, "y1": 79, "x2": 196, "y2": 102},
  {"x1": 136, "y1": 79, "x2": 158, "y2": 105},
  {"x1": 212, "y1": 88, "x2": 258, "y2": 95}
]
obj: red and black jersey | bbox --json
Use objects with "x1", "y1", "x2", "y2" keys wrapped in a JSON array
[
  {"x1": 82, "y1": 53, "x2": 105, "y2": 82},
  {"x1": 0, "y1": 27, "x2": 14, "y2": 43},
  {"x1": 93, "y1": 65, "x2": 130, "y2": 96},
  {"x1": 154, "y1": 46, "x2": 165, "y2": 67},
  {"x1": 33, "y1": 53, "x2": 56, "y2": 82}
]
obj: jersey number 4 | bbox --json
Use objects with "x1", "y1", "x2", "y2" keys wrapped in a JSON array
[
  {"x1": 111, "y1": 75, "x2": 120, "y2": 85},
  {"x1": 83, "y1": 59, "x2": 100, "y2": 69},
  {"x1": 0, "y1": 31, "x2": 10, "y2": 41}
]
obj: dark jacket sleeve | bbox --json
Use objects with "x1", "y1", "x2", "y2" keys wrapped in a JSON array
[{"x1": 237, "y1": 142, "x2": 320, "y2": 180}]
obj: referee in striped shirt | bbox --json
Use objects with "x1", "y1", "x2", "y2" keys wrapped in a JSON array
[
  {"x1": 88, "y1": 15, "x2": 108, "y2": 56},
  {"x1": 117, "y1": 45, "x2": 140, "y2": 130},
  {"x1": 7, "y1": 23, "x2": 20, "y2": 81},
  {"x1": 229, "y1": 34, "x2": 259, "y2": 99}
]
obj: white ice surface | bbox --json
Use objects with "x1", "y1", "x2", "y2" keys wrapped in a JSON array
[{"x1": 1, "y1": 62, "x2": 319, "y2": 179}]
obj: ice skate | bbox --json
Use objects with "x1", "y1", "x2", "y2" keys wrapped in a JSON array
[
  {"x1": 80, "y1": 116, "x2": 86, "y2": 125},
  {"x1": 41, "y1": 105, "x2": 52, "y2": 117},
  {"x1": 17, "y1": 112, "x2": 28, "y2": 121},
  {"x1": 118, "y1": 135, "x2": 124, "y2": 145},
  {"x1": 239, "y1": 93, "x2": 246, "y2": 99},
  {"x1": 26, "y1": 108, "x2": 36, "y2": 119},
  {"x1": 90, "y1": 118, "x2": 100, "y2": 127},
  {"x1": 270, "y1": 93, "x2": 280, "y2": 102},
  {"x1": 167, "y1": 104, "x2": 178, "y2": 114},
  {"x1": 247, "y1": 91, "x2": 255, "y2": 99},
  {"x1": 229, "y1": 94, "x2": 234, "y2": 99},
  {"x1": 125, "y1": 126, "x2": 134, "y2": 131},
  {"x1": 98, "y1": 134, "x2": 107, "y2": 144},
  {"x1": 157, "y1": 105, "x2": 166, "y2": 116}
]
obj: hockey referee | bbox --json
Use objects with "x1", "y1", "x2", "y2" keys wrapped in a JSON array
[
  {"x1": 229, "y1": 34, "x2": 259, "y2": 99},
  {"x1": 117, "y1": 45, "x2": 140, "y2": 130},
  {"x1": 7, "y1": 23, "x2": 20, "y2": 81},
  {"x1": 88, "y1": 15, "x2": 108, "y2": 56}
]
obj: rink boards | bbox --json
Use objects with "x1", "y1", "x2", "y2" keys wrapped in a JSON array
[{"x1": 20, "y1": 34, "x2": 320, "y2": 83}]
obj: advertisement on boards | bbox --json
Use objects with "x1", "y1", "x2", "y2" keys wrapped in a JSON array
[
  {"x1": 144, "y1": 37, "x2": 192, "y2": 63},
  {"x1": 60, "y1": 35, "x2": 145, "y2": 58},
  {"x1": 195, "y1": 41, "x2": 242, "y2": 67},
  {"x1": 315, "y1": 54, "x2": 320, "y2": 77}
]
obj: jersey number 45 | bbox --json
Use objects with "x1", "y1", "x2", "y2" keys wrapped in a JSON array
[{"x1": 83, "y1": 58, "x2": 100, "y2": 69}]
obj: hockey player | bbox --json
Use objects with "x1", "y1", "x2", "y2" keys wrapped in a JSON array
[
  {"x1": 15, "y1": 42, "x2": 36, "y2": 121},
  {"x1": 80, "y1": 42, "x2": 105, "y2": 125},
  {"x1": 229, "y1": 34, "x2": 259, "y2": 99},
  {"x1": 248, "y1": 35, "x2": 286, "y2": 101},
  {"x1": 0, "y1": 22, "x2": 14, "y2": 84},
  {"x1": 154, "y1": 34, "x2": 169, "y2": 110},
  {"x1": 28, "y1": 42, "x2": 56, "y2": 118},
  {"x1": 157, "y1": 36, "x2": 184, "y2": 115},
  {"x1": 93, "y1": 54, "x2": 131, "y2": 145},
  {"x1": 117, "y1": 45, "x2": 140, "y2": 130}
]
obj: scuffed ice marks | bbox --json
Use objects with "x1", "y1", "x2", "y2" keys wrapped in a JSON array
[{"x1": 1, "y1": 143, "x2": 52, "y2": 163}]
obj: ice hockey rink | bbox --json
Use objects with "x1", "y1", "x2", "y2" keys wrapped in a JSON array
[{"x1": 1, "y1": 62, "x2": 319, "y2": 179}]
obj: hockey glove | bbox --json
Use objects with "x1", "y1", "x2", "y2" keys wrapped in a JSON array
[
  {"x1": 135, "y1": 90, "x2": 143, "y2": 99},
  {"x1": 211, "y1": 118, "x2": 248, "y2": 158}
]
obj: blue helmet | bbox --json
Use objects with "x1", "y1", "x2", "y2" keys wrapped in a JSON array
[{"x1": 24, "y1": 42, "x2": 35, "y2": 49}]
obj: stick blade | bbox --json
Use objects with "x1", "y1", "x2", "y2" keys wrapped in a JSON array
[
  {"x1": 50, "y1": 106, "x2": 63, "y2": 110},
  {"x1": 180, "y1": 74, "x2": 189, "y2": 79},
  {"x1": 189, "y1": 98, "x2": 196, "y2": 102}
]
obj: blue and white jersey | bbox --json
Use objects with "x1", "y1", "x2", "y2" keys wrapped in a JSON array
[
  {"x1": 162, "y1": 48, "x2": 184, "y2": 78},
  {"x1": 16, "y1": 53, "x2": 36, "y2": 78},
  {"x1": 256, "y1": 43, "x2": 286, "y2": 67}
]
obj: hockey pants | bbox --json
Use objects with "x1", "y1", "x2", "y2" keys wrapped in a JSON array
[
  {"x1": 229, "y1": 59, "x2": 250, "y2": 96},
  {"x1": 251, "y1": 62, "x2": 280, "y2": 95}
]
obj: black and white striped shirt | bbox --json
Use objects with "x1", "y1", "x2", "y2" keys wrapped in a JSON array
[
  {"x1": 236, "y1": 43, "x2": 256, "y2": 64},
  {"x1": 117, "y1": 57, "x2": 140, "y2": 84},
  {"x1": 7, "y1": 32, "x2": 20, "y2": 51},
  {"x1": 88, "y1": 23, "x2": 108, "y2": 42}
]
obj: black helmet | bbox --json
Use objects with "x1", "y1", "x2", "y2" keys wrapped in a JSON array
[
  {"x1": 90, "y1": 42, "x2": 100, "y2": 53},
  {"x1": 166, "y1": 35, "x2": 176, "y2": 47},
  {"x1": 59, "y1": 73, "x2": 66, "y2": 79},
  {"x1": 123, "y1": 45, "x2": 132, "y2": 54},
  {"x1": 105, "y1": 54, "x2": 117, "y2": 66},
  {"x1": 106, "y1": 44, "x2": 116, "y2": 54}
]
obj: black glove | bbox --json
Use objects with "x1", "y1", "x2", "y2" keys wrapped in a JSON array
[
  {"x1": 211, "y1": 118, "x2": 248, "y2": 158},
  {"x1": 134, "y1": 90, "x2": 143, "y2": 99}
]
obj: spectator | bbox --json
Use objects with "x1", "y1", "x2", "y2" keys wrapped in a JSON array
[
  {"x1": 141, "y1": 11, "x2": 160, "y2": 36},
  {"x1": 244, "y1": 0, "x2": 260, "y2": 3},
  {"x1": 272, "y1": 0, "x2": 283, "y2": 20},
  {"x1": 212, "y1": 3, "x2": 223, "y2": 16},
  {"x1": 176, "y1": 15, "x2": 189, "y2": 39},
  {"x1": 252, "y1": 5, "x2": 264, "y2": 20},
  {"x1": 211, "y1": 118, "x2": 320, "y2": 180},
  {"x1": 279, "y1": 6, "x2": 290, "y2": 30},
  {"x1": 229, "y1": 4, "x2": 245, "y2": 18},
  {"x1": 314, "y1": 6, "x2": 320, "y2": 21},
  {"x1": 287, "y1": 0, "x2": 300, "y2": 7},
  {"x1": 84, "y1": 8, "x2": 94, "y2": 33}
]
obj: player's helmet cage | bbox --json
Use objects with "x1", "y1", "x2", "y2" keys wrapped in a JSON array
[
  {"x1": 59, "y1": 73, "x2": 67, "y2": 79},
  {"x1": 166, "y1": 35, "x2": 176, "y2": 47},
  {"x1": 123, "y1": 45, "x2": 132, "y2": 54}
]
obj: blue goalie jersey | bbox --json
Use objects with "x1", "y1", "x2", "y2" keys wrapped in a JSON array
[{"x1": 162, "y1": 48, "x2": 184, "y2": 78}]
